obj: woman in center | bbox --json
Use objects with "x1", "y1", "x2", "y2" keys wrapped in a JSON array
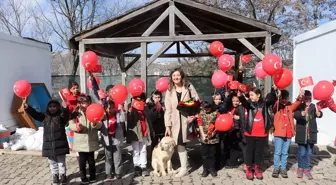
[{"x1": 164, "y1": 68, "x2": 199, "y2": 177}]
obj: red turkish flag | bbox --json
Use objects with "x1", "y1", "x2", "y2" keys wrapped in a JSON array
[
  {"x1": 240, "y1": 54, "x2": 251, "y2": 63},
  {"x1": 90, "y1": 64, "x2": 102, "y2": 73},
  {"x1": 59, "y1": 88, "x2": 71, "y2": 101},
  {"x1": 132, "y1": 99, "x2": 145, "y2": 111},
  {"x1": 298, "y1": 76, "x2": 314, "y2": 88},
  {"x1": 228, "y1": 81, "x2": 239, "y2": 90},
  {"x1": 238, "y1": 84, "x2": 251, "y2": 93},
  {"x1": 227, "y1": 75, "x2": 233, "y2": 82}
]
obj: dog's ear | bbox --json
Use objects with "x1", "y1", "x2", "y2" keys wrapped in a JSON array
[{"x1": 170, "y1": 140, "x2": 176, "y2": 148}]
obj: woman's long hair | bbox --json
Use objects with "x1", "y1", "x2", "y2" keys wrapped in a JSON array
[{"x1": 168, "y1": 68, "x2": 189, "y2": 91}]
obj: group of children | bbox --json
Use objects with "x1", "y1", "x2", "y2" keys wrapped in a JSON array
[{"x1": 22, "y1": 73, "x2": 322, "y2": 184}]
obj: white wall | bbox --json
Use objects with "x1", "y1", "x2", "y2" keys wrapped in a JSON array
[
  {"x1": 0, "y1": 32, "x2": 51, "y2": 130},
  {"x1": 293, "y1": 20, "x2": 336, "y2": 145}
]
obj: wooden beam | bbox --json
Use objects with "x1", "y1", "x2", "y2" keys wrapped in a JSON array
[
  {"x1": 169, "y1": 1, "x2": 175, "y2": 36},
  {"x1": 125, "y1": 56, "x2": 140, "y2": 71},
  {"x1": 74, "y1": 0, "x2": 170, "y2": 41},
  {"x1": 238, "y1": 38, "x2": 265, "y2": 60},
  {"x1": 180, "y1": 41, "x2": 195, "y2": 54},
  {"x1": 174, "y1": 6, "x2": 202, "y2": 35},
  {"x1": 174, "y1": 0, "x2": 282, "y2": 35},
  {"x1": 124, "y1": 52, "x2": 236, "y2": 58},
  {"x1": 79, "y1": 42, "x2": 87, "y2": 93},
  {"x1": 121, "y1": 72, "x2": 127, "y2": 85},
  {"x1": 142, "y1": 6, "x2": 170, "y2": 36},
  {"x1": 82, "y1": 31, "x2": 269, "y2": 44},
  {"x1": 176, "y1": 42, "x2": 180, "y2": 54},
  {"x1": 264, "y1": 33, "x2": 272, "y2": 95},
  {"x1": 118, "y1": 55, "x2": 126, "y2": 72},
  {"x1": 141, "y1": 43, "x2": 147, "y2": 94},
  {"x1": 147, "y1": 42, "x2": 174, "y2": 66}
]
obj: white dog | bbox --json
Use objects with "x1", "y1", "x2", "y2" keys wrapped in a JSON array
[{"x1": 151, "y1": 136, "x2": 176, "y2": 177}]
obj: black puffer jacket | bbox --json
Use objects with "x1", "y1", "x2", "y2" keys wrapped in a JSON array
[
  {"x1": 25, "y1": 100, "x2": 70, "y2": 157},
  {"x1": 239, "y1": 90, "x2": 277, "y2": 135},
  {"x1": 294, "y1": 103, "x2": 323, "y2": 144}
]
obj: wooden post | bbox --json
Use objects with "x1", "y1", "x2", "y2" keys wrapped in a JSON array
[
  {"x1": 169, "y1": 1, "x2": 175, "y2": 36},
  {"x1": 264, "y1": 33, "x2": 272, "y2": 95},
  {"x1": 176, "y1": 42, "x2": 180, "y2": 54},
  {"x1": 118, "y1": 55, "x2": 126, "y2": 85},
  {"x1": 141, "y1": 43, "x2": 148, "y2": 94},
  {"x1": 79, "y1": 41, "x2": 87, "y2": 93}
]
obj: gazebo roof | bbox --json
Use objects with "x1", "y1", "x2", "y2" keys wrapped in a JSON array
[{"x1": 70, "y1": 0, "x2": 282, "y2": 57}]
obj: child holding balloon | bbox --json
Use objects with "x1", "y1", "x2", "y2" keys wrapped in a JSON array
[
  {"x1": 294, "y1": 90, "x2": 323, "y2": 180},
  {"x1": 100, "y1": 100, "x2": 125, "y2": 181},
  {"x1": 238, "y1": 87, "x2": 277, "y2": 180},
  {"x1": 197, "y1": 101, "x2": 220, "y2": 177},
  {"x1": 69, "y1": 94, "x2": 102, "y2": 184},
  {"x1": 127, "y1": 93, "x2": 153, "y2": 177},
  {"x1": 271, "y1": 89, "x2": 304, "y2": 178},
  {"x1": 23, "y1": 99, "x2": 70, "y2": 185}
]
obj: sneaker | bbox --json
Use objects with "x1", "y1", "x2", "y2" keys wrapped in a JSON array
[
  {"x1": 81, "y1": 177, "x2": 89, "y2": 185},
  {"x1": 297, "y1": 168, "x2": 303, "y2": 178},
  {"x1": 272, "y1": 168, "x2": 280, "y2": 178},
  {"x1": 254, "y1": 165, "x2": 263, "y2": 180},
  {"x1": 142, "y1": 168, "x2": 150, "y2": 177},
  {"x1": 201, "y1": 168, "x2": 209, "y2": 177},
  {"x1": 59, "y1": 174, "x2": 67, "y2": 184},
  {"x1": 280, "y1": 168, "x2": 288, "y2": 178},
  {"x1": 209, "y1": 168, "x2": 217, "y2": 177},
  {"x1": 115, "y1": 174, "x2": 122, "y2": 179},
  {"x1": 303, "y1": 169, "x2": 313, "y2": 180},
  {"x1": 245, "y1": 166, "x2": 254, "y2": 180},
  {"x1": 134, "y1": 166, "x2": 142, "y2": 176},
  {"x1": 52, "y1": 174, "x2": 59, "y2": 184}
]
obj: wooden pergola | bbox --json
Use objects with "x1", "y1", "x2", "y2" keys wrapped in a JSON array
[{"x1": 70, "y1": 0, "x2": 282, "y2": 95}]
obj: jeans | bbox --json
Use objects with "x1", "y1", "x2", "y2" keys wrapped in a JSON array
[
  {"x1": 201, "y1": 143, "x2": 217, "y2": 170},
  {"x1": 245, "y1": 136, "x2": 267, "y2": 166},
  {"x1": 273, "y1": 137, "x2": 291, "y2": 169},
  {"x1": 48, "y1": 155, "x2": 66, "y2": 175},
  {"x1": 132, "y1": 137, "x2": 147, "y2": 168},
  {"x1": 78, "y1": 152, "x2": 95, "y2": 179},
  {"x1": 297, "y1": 143, "x2": 314, "y2": 169}
]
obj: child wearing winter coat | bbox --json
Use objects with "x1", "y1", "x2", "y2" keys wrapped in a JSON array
[
  {"x1": 198, "y1": 101, "x2": 220, "y2": 177},
  {"x1": 69, "y1": 94, "x2": 102, "y2": 184},
  {"x1": 272, "y1": 89, "x2": 304, "y2": 178},
  {"x1": 101, "y1": 100, "x2": 126, "y2": 181},
  {"x1": 127, "y1": 93, "x2": 153, "y2": 177},
  {"x1": 238, "y1": 87, "x2": 277, "y2": 180},
  {"x1": 294, "y1": 90, "x2": 323, "y2": 180},
  {"x1": 24, "y1": 100, "x2": 70, "y2": 185},
  {"x1": 146, "y1": 91, "x2": 165, "y2": 151}
]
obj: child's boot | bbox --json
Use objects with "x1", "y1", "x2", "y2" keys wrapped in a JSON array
[
  {"x1": 245, "y1": 166, "x2": 254, "y2": 180},
  {"x1": 201, "y1": 167, "x2": 209, "y2": 177},
  {"x1": 52, "y1": 174, "x2": 59, "y2": 185},
  {"x1": 60, "y1": 174, "x2": 67, "y2": 184},
  {"x1": 254, "y1": 165, "x2": 263, "y2": 180},
  {"x1": 303, "y1": 169, "x2": 313, "y2": 180},
  {"x1": 209, "y1": 168, "x2": 218, "y2": 177},
  {"x1": 297, "y1": 168, "x2": 303, "y2": 178}
]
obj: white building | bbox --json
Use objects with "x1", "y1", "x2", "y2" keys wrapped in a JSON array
[
  {"x1": 293, "y1": 20, "x2": 336, "y2": 145},
  {"x1": 0, "y1": 32, "x2": 52, "y2": 130}
]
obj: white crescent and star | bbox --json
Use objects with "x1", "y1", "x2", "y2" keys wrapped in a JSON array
[
  {"x1": 274, "y1": 62, "x2": 281, "y2": 70},
  {"x1": 218, "y1": 46, "x2": 223, "y2": 52},
  {"x1": 257, "y1": 62, "x2": 263, "y2": 69},
  {"x1": 300, "y1": 80, "x2": 307, "y2": 86}
]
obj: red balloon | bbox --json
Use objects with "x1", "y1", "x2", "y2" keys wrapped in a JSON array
[
  {"x1": 255, "y1": 61, "x2": 268, "y2": 79},
  {"x1": 262, "y1": 54, "x2": 282, "y2": 76},
  {"x1": 86, "y1": 104, "x2": 105, "y2": 123},
  {"x1": 128, "y1": 78, "x2": 145, "y2": 97},
  {"x1": 13, "y1": 80, "x2": 31, "y2": 98},
  {"x1": 209, "y1": 41, "x2": 224, "y2": 57},
  {"x1": 211, "y1": 70, "x2": 227, "y2": 88},
  {"x1": 313, "y1": 80, "x2": 335, "y2": 101},
  {"x1": 273, "y1": 68, "x2": 293, "y2": 89},
  {"x1": 218, "y1": 54, "x2": 233, "y2": 72},
  {"x1": 87, "y1": 76, "x2": 101, "y2": 89},
  {"x1": 215, "y1": 114, "x2": 233, "y2": 132},
  {"x1": 155, "y1": 77, "x2": 169, "y2": 92},
  {"x1": 241, "y1": 54, "x2": 251, "y2": 63},
  {"x1": 81, "y1": 51, "x2": 98, "y2": 71},
  {"x1": 111, "y1": 84, "x2": 128, "y2": 103}
]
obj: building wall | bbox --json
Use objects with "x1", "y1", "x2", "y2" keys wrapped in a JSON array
[
  {"x1": 293, "y1": 20, "x2": 336, "y2": 145},
  {"x1": 0, "y1": 33, "x2": 51, "y2": 130}
]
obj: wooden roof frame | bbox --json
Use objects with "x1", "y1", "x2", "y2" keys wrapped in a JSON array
[{"x1": 73, "y1": 0, "x2": 281, "y2": 95}]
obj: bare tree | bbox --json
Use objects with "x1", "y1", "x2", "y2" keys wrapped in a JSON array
[{"x1": 0, "y1": 0, "x2": 31, "y2": 36}]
